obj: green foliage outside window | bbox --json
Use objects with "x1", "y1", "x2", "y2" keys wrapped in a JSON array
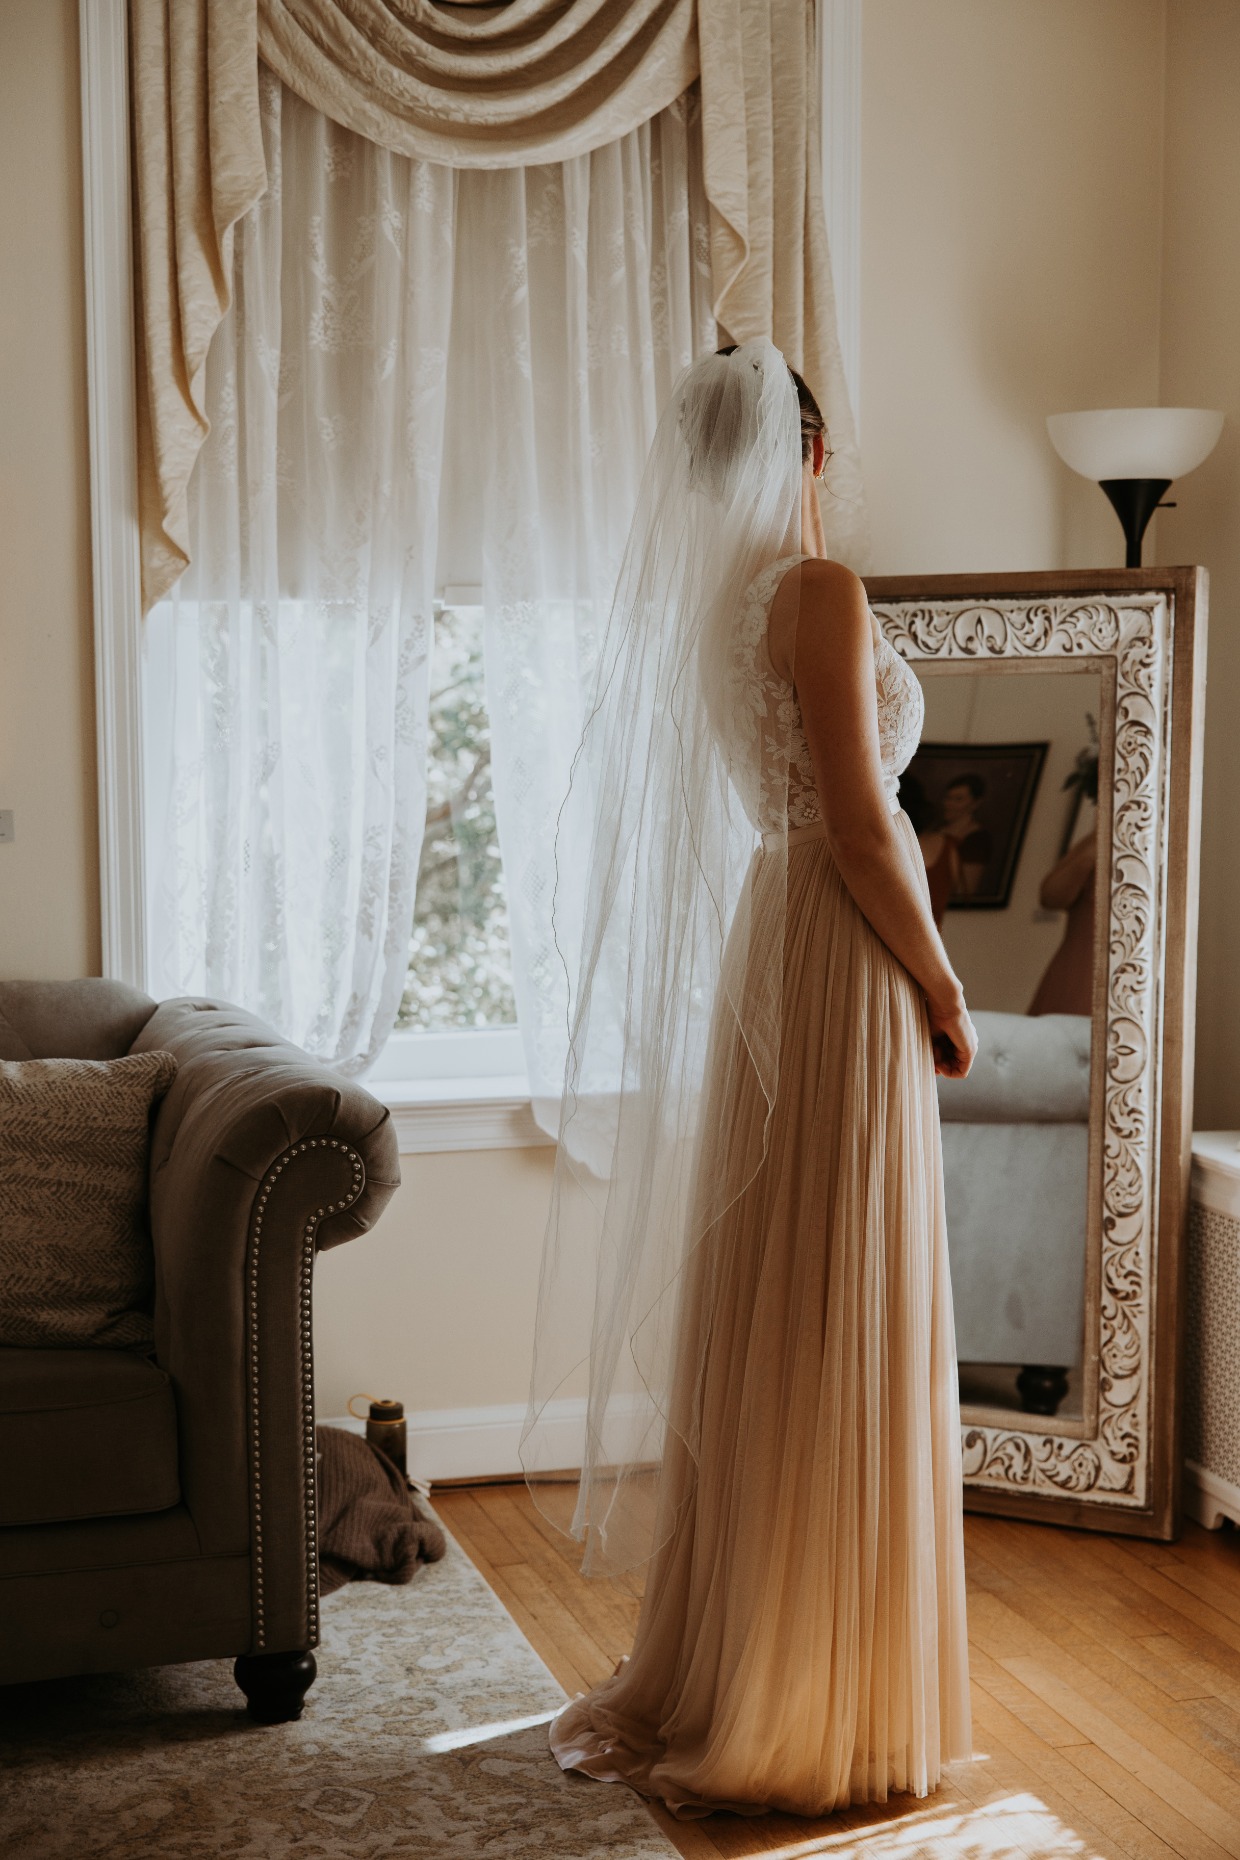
[{"x1": 397, "y1": 605, "x2": 518, "y2": 1031}]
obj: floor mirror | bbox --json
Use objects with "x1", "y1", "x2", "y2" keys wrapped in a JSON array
[{"x1": 866, "y1": 568, "x2": 1207, "y2": 1539}]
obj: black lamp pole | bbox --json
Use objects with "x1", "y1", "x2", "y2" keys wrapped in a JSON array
[{"x1": 1099, "y1": 478, "x2": 1173, "y2": 569}]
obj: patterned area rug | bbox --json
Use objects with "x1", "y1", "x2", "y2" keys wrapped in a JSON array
[{"x1": 0, "y1": 1525, "x2": 678, "y2": 1860}]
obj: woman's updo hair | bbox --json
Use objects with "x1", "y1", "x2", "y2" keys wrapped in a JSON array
[{"x1": 716, "y1": 343, "x2": 829, "y2": 466}]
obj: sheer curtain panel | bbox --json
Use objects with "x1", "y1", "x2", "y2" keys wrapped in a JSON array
[
  {"x1": 144, "y1": 78, "x2": 453, "y2": 1067},
  {"x1": 449, "y1": 99, "x2": 716, "y2": 1123},
  {"x1": 144, "y1": 78, "x2": 715, "y2": 1077}
]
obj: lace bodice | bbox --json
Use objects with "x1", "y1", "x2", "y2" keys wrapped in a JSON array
[{"x1": 739, "y1": 552, "x2": 924, "y2": 833}]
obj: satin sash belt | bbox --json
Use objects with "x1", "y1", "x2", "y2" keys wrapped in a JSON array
[
  {"x1": 763, "y1": 819, "x2": 829, "y2": 851},
  {"x1": 763, "y1": 798, "x2": 900, "y2": 853}
]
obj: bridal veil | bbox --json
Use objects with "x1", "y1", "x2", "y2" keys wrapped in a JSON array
[{"x1": 520, "y1": 340, "x2": 806, "y2": 1580}]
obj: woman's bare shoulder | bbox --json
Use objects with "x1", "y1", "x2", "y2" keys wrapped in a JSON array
[{"x1": 767, "y1": 557, "x2": 870, "y2": 683}]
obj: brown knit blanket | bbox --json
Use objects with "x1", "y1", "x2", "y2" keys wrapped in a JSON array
[{"x1": 316, "y1": 1424, "x2": 446, "y2": 1597}]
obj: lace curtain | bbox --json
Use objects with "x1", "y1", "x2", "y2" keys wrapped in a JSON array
[
  {"x1": 130, "y1": 0, "x2": 862, "y2": 613},
  {"x1": 143, "y1": 75, "x2": 716, "y2": 1075}
]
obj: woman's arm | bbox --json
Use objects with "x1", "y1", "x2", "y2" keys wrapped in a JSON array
[
  {"x1": 1039, "y1": 830, "x2": 1096, "y2": 910},
  {"x1": 768, "y1": 558, "x2": 976, "y2": 1077}
]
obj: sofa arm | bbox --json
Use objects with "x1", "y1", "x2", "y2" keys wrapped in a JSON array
[{"x1": 133, "y1": 999, "x2": 400, "y2": 1654}]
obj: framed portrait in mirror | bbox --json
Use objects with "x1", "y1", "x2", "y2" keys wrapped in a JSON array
[{"x1": 902, "y1": 738, "x2": 1048, "y2": 913}]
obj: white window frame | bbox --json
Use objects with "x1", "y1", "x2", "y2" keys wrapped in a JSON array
[
  {"x1": 385, "y1": 589, "x2": 525, "y2": 1093},
  {"x1": 81, "y1": 0, "x2": 146, "y2": 993},
  {"x1": 80, "y1": 0, "x2": 861, "y2": 1150},
  {"x1": 370, "y1": 1027, "x2": 547, "y2": 1154}
]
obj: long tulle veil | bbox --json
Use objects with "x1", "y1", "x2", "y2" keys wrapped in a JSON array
[{"x1": 519, "y1": 340, "x2": 805, "y2": 1582}]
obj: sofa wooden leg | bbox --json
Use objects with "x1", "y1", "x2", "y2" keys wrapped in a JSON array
[
  {"x1": 234, "y1": 1649, "x2": 317, "y2": 1723},
  {"x1": 1017, "y1": 1364, "x2": 1069, "y2": 1416}
]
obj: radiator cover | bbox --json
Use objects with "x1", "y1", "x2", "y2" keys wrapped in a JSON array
[{"x1": 1185, "y1": 1133, "x2": 1240, "y2": 1529}]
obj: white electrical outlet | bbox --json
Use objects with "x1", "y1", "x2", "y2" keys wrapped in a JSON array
[{"x1": 0, "y1": 811, "x2": 13, "y2": 844}]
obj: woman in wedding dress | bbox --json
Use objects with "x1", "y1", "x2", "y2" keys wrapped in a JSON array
[{"x1": 521, "y1": 341, "x2": 975, "y2": 1820}]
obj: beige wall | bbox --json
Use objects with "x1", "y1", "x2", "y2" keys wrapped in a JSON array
[
  {"x1": 1156, "y1": 0, "x2": 1240, "y2": 1129},
  {"x1": 314, "y1": 1143, "x2": 557, "y2": 1418},
  {"x1": 0, "y1": 0, "x2": 99, "y2": 978},
  {"x1": 861, "y1": 0, "x2": 1166, "y2": 575},
  {"x1": 5, "y1": 2, "x2": 1237, "y2": 1427}
]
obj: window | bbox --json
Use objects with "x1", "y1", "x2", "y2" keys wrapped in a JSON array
[
  {"x1": 398, "y1": 603, "x2": 517, "y2": 1034},
  {"x1": 84, "y1": 2, "x2": 860, "y2": 1148},
  {"x1": 368, "y1": 600, "x2": 530, "y2": 1110}
]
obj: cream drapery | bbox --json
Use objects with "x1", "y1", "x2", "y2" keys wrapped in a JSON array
[
  {"x1": 130, "y1": 0, "x2": 266, "y2": 613},
  {"x1": 130, "y1": 0, "x2": 864, "y2": 613}
]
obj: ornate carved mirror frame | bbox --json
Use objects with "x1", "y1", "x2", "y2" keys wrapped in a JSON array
[{"x1": 866, "y1": 568, "x2": 1207, "y2": 1540}]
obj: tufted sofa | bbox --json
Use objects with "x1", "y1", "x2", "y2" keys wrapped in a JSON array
[
  {"x1": 0, "y1": 980, "x2": 400, "y2": 1720},
  {"x1": 937, "y1": 1009, "x2": 1093, "y2": 1415}
]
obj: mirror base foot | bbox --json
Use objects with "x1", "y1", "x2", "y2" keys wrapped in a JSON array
[{"x1": 1016, "y1": 1364, "x2": 1070, "y2": 1417}]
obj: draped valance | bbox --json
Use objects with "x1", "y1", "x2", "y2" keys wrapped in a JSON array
[
  {"x1": 130, "y1": 0, "x2": 862, "y2": 612},
  {"x1": 258, "y1": 0, "x2": 700, "y2": 167}
]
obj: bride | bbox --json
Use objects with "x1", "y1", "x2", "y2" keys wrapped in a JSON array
[{"x1": 521, "y1": 340, "x2": 975, "y2": 1819}]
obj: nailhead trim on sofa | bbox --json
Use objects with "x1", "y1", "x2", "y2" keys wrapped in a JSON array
[{"x1": 246, "y1": 1137, "x2": 366, "y2": 1649}]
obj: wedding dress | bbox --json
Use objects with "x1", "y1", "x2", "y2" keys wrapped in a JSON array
[{"x1": 547, "y1": 551, "x2": 973, "y2": 1818}]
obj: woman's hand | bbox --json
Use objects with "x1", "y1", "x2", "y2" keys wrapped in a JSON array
[{"x1": 926, "y1": 990, "x2": 977, "y2": 1079}]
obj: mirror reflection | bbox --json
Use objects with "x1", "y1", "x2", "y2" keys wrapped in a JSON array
[{"x1": 907, "y1": 664, "x2": 1105, "y2": 1423}]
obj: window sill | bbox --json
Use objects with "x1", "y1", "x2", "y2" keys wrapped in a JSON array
[{"x1": 375, "y1": 1076, "x2": 554, "y2": 1155}]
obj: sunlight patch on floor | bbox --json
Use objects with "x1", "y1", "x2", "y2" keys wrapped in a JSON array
[
  {"x1": 422, "y1": 1708, "x2": 559, "y2": 1753},
  {"x1": 747, "y1": 1791, "x2": 1095, "y2": 1859}
]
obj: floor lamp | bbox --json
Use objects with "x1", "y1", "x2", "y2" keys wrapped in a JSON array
[{"x1": 1047, "y1": 408, "x2": 1223, "y2": 567}]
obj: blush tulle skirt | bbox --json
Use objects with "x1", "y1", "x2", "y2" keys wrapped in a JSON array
[{"x1": 549, "y1": 812, "x2": 972, "y2": 1818}]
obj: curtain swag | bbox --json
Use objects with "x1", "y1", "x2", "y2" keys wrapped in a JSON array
[{"x1": 129, "y1": 0, "x2": 862, "y2": 614}]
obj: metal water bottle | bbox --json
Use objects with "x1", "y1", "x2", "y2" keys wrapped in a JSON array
[{"x1": 365, "y1": 1397, "x2": 407, "y2": 1477}]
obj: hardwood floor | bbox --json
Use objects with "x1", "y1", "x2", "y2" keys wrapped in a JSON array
[{"x1": 434, "y1": 1482, "x2": 1240, "y2": 1860}]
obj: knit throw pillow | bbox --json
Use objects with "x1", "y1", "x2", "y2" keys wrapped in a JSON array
[{"x1": 0, "y1": 1052, "x2": 177, "y2": 1349}]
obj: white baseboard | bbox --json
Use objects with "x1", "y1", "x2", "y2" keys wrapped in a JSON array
[
  {"x1": 320, "y1": 1401, "x2": 540, "y2": 1483},
  {"x1": 1184, "y1": 1460, "x2": 1240, "y2": 1530},
  {"x1": 325, "y1": 1409, "x2": 1240, "y2": 1528},
  {"x1": 318, "y1": 1395, "x2": 655, "y2": 1486}
]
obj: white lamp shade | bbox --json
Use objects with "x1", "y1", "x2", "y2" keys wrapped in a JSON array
[{"x1": 1047, "y1": 407, "x2": 1223, "y2": 482}]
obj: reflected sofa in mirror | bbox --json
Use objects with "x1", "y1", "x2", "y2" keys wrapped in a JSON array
[
  {"x1": 915, "y1": 662, "x2": 1104, "y2": 1426},
  {"x1": 866, "y1": 569, "x2": 1206, "y2": 1539}
]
